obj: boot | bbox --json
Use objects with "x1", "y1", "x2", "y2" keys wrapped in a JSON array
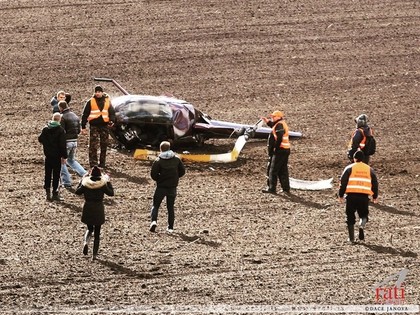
[
  {"x1": 52, "y1": 191, "x2": 63, "y2": 202},
  {"x1": 347, "y1": 225, "x2": 355, "y2": 243},
  {"x1": 46, "y1": 189, "x2": 52, "y2": 201},
  {"x1": 83, "y1": 230, "x2": 92, "y2": 255},
  {"x1": 92, "y1": 237, "x2": 100, "y2": 261},
  {"x1": 359, "y1": 217, "x2": 367, "y2": 241}
]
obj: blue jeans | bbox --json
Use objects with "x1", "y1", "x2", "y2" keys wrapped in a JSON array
[{"x1": 61, "y1": 141, "x2": 87, "y2": 186}]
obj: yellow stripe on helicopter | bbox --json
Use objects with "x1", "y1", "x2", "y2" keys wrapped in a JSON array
[{"x1": 134, "y1": 134, "x2": 247, "y2": 163}]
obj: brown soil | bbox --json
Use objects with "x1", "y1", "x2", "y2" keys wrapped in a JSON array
[{"x1": 0, "y1": 0, "x2": 419, "y2": 314}]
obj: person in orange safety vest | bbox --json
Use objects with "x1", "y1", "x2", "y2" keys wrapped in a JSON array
[
  {"x1": 338, "y1": 150, "x2": 378, "y2": 243},
  {"x1": 261, "y1": 110, "x2": 291, "y2": 194},
  {"x1": 347, "y1": 114, "x2": 374, "y2": 164},
  {"x1": 81, "y1": 85, "x2": 116, "y2": 169}
]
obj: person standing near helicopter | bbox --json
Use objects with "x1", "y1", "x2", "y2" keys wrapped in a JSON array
[
  {"x1": 81, "y1": 85, "x2": 116, "y2": 169},
  {"x1": 261, "y1": 110, "x2": 291, "y2": 194}
]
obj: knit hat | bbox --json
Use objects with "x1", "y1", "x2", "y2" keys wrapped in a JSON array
[
  {"x1": 94, "y1": 85, "x2": 103, "y2": 92},
  {"x1": 91, "y1": 166, "x2": 102, "y2": 177},
  {"x1": 353, "y1": 150, "x2": 364, "y2": 162}
]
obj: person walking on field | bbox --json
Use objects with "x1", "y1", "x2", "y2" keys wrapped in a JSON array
[
  {"x1": 338, "y1": 150, "x2": 378, "y2": 243},
  {"x1": 348, "y1": 114, "x2": 375, "y2": 164},
  {"x1": 58, "y1": 101, "x2": 87, "y2": 188},
  {"x1": 149, "y1": 141, "x2": 185, "y2": 233},
  {"x1": 81, "y1": 85, "x2": 116, "y2": 169},
  {"x1": 38, "y1": 112, "x2": 68, "y2": 201},
  {"x1": 261, "y1": 110, "x2": 291, "y2": 194},
  {"x1": 75, "y1": 166, "x2": 114, "y2": 261}
]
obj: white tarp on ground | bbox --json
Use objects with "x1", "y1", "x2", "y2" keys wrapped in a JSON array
[{"x1": 290, "y1": 177, "x2": 333, "y2": 190}]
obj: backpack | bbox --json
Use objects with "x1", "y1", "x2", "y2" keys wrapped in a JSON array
[{"x1": 361, "y1": 129, "x2": 376, "y2": 156}]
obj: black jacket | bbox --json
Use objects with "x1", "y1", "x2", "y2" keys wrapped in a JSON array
[
  {"x1": 266, "y1": 120, "x2": 288, "y2": 156},
  {"x1": 151, "y1": 150, "x2": 185, "y2": 188},
  {"x1": 38, "y1": 122, "x2": 68, "y2": 159},
  {"x1": 348, "y1": 126, "x2": 373, "y2": 158},
  {"x1": 75, "y1": 175, "x2": 115, "y2": 226},
  {"x1": 60, "y1": 108, "x2": 81, "y2": 141}
]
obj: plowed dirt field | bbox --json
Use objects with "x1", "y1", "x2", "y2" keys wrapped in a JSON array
[{"x1": 0, "y1": 0, "x2": 419, "y2": 314}]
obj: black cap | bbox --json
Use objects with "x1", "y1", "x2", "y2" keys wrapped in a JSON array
[
  {"x1": 353, "y1": 150, "x2": 364, "y2": 162},
  {"x1": 94, "y1": 85, "x2": 103, "y2": 92}
]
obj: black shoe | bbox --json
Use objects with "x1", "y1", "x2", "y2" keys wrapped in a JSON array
[
  {"x1": 150, "y1": 221, "x2": 157, "y2": 232},
  {"x1": 83, "y1": 244, "x2": 88, "y2": 255},
  {"x1": 358, "y1": 228, "x2": 365, "y2": 241},
  {"x1": 46, "y1": 189, "x2": 52, "y2": 201},
  {"x1": 52, "y1": 193, "x2": 63, "y2": 202},
  {"x1": 262, "y1": 189, "x2": 277, "y2": 194},
  {"x1": 65, "y1": 186, "x2": 76, "y2": 193},
  {"x1": 347, "y1": 225, "x2": 355, "y2": 243}
]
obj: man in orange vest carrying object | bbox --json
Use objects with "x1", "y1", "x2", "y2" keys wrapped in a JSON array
[
  {"x1": 261, "y1": 110, "x2": 291, "y2": 194},
  {"x1": 338, "y1": 150, "x2": 378, "y2": 243},
  {"x1": 81, "y1": 85, "x2": 116, "y2": 168}
]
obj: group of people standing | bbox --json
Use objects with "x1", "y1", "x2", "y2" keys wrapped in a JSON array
[
  {"x1": 39, "y1": 85, "x2": 116, "y2": 260},
  {"x1": 261, "y1": 110, "x2": 379, "y2": 244},
  {"x1": 39, "y1": 88, "x2": 380, "y2": 260},
  {"x1": 39, "y1": 86, "x2": 115, "y2": 198},
  {"x1": 39, "y1": 85, "x2": 185, "y2": 260}
]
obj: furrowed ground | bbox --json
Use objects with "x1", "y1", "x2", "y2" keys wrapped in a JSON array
[{"x1": 0, "y1": 0, "x2": 419, "y2": 314}]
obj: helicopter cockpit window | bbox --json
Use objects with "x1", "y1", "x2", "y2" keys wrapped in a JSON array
[{"x1": 119, "y1": 99, "x2": 173, "y2": 124}]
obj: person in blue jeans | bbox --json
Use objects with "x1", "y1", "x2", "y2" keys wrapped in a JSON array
[
  {"x1": 58, "y1": 101, "x2": 87, "y2": 187},
  {"x1": 149, "y1": 141, "x2": 185, "y2": 233}
]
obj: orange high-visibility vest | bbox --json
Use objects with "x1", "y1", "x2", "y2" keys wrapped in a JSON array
[
  {"x1": 345, "y1": 162, "x2": 373, "y2": 195},
  {"x1": 272, "y1": 120, "x2": 290, "y2": 149},
  {"x1": 348, "y1": 128, "x2": 373, "y2": 150},
  {"x1": 88, "y1": 97, "x2": 110, "y2": 122}
]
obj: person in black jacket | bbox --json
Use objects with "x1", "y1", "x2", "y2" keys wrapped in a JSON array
[
  {"x1": 348, "y1": 114, "x2": 374, "y2": 164},
  {"x1": 75, "y1": 166, "x2": 114, "y2": 261},
  {"x1": 261, "y1": 110, "x2": 291, "y2": 194},
  {"x1": 81, "y1": 85, "x2": 116, "y2": 168},
  {"x1": 58, "y1": 101, "x2": 87, "y2": 188},
  {"x1": 338, "y1": 151, "x2": 378, "y2": 243},
  {"x1": 39, "y1": 113, "x2": 68, "y2": 201},
  {"x1": 149, "y1": 141, "x2": 185, "y2": 233}
]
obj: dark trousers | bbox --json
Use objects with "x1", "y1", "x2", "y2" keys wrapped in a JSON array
[
  {"x1": 44, "y1": 156, "x2": 62, "y2": 192},
  {"x1": 345, "y1": 194, "x2": 369, "y2": 226},
  {"x1": 267, "y1": 150, "x2": 290, "y2": 192},
  {"x1": 87, "y1": 225, "x2": 102, "y2": 255},
  {"x1": 89, "y1": 125, "x2": 109, "y2": 167},
  {"x1": 150, "y1": 186, "x2": 177, "y2": 229}
]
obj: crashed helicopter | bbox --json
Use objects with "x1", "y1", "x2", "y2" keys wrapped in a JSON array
[
  {"x1": 92, "y1": 78, "x2": 332, "y2": 190},
  {"x1": 94, "y1": 77, "x2": 302, "y2": 150}
]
